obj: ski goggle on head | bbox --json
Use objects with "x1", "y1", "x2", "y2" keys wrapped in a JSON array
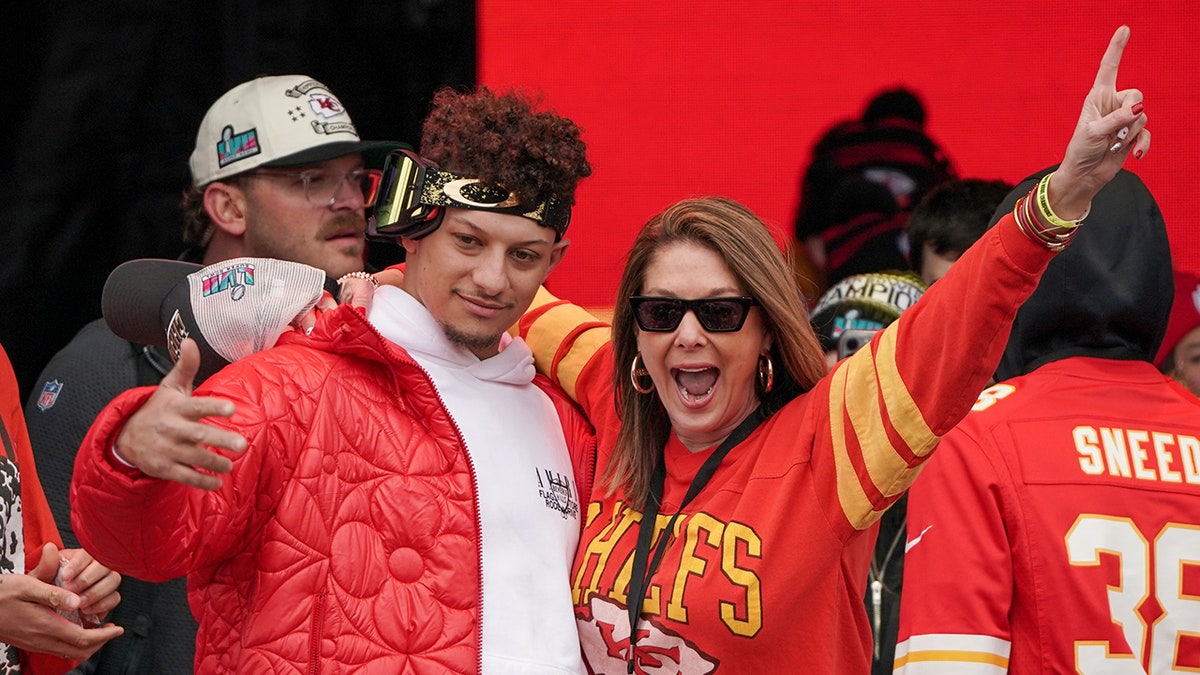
[{"x1": 367, "y1": 148, "x2": 572, "y2": 242}]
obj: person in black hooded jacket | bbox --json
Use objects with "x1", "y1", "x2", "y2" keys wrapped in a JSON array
[{"x1": 892, "y1": 167, "x2": 1200, "y2": 674}]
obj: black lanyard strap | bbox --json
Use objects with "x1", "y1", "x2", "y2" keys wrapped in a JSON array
[{"x1": 625, "y1": 407, "x2": 764, "y2": 673}]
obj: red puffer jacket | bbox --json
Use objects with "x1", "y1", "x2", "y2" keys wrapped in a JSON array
[{"x1": 71, "y1": 305, "x2": 596, "y2": 673}]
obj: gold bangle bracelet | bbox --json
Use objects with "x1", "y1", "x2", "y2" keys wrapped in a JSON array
[{"x1": 1014, "y1": 194, "x2": 1076, "y2": 252}]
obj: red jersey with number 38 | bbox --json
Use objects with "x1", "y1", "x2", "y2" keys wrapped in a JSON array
[{"x1": 895, "y1": 357, "x2": 1200, "y2": 674}]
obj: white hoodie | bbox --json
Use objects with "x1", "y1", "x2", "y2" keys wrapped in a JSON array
[{"x1": 369, "y1": 286, "x2": 584, "y2": 675}]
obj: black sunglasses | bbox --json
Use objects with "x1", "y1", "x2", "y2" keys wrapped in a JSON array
[{"x1": 630, "y1": 296, "x2": 759, "y2": 332}]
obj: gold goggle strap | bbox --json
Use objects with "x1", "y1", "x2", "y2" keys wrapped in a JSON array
[{"x1": 419, "y1": 169, "x2": 566, "y2": 233}]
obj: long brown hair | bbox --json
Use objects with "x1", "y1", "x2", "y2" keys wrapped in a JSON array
[{"x1": 605, "y1": 196, "x2": 827, "y2": 507}]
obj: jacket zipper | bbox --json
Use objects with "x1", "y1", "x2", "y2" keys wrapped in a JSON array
[
  {"x1": 308, "y1": 592, "x2": 325, "y2": 675},
  {"x1": 346, "y1": 313, "x2": 529, "y2": 673},
  {"x1": 390, "y1": 344, "x2": 485, "y2": 674}
]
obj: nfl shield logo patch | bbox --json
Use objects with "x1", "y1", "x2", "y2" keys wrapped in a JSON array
[{"x1": 36, "y1": 380, "x2": 63, "y2": 412}]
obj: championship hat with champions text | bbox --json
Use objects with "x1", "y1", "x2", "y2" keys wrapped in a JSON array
[
  {"x1": 190, "y1": 74, "x2": 397, "y2": 186},
  {"x1": 809, "y1": 270, "x2": 926, "y2": 353}
]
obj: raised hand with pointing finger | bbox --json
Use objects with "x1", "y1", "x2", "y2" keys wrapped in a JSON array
[{"x1": 1052, "y1": 25, "x2": 1149, "y2": 218}]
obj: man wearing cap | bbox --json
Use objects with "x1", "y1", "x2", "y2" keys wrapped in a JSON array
[
  {"x1": 70, "y1": 87, "x2": 595, "y2": 674},
  {"x1": 24, "y1": 74, "x2": 395, "y2": 674},
  {"x1": 829, "y1": 177, "x2": 1009, "y2": 675}
]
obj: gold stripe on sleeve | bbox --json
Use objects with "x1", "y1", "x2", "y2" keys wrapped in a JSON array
[
  {"x1": 524, "y1": 302, "x2": 608, "y2": 401},
  {"x1": 828, "y1": 362, "x2": 876, "y2": 530},
  {"x1": 830, "y1": 325, "x2": 940, "y2": 530},
  {"x1": 873, "y1": 327, "x2": 939, "y2": 459}
]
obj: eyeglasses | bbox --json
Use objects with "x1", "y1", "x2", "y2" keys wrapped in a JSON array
[
  {"x1": 629, "y1": 296, "x2": 759, "y2": 332},
  {"x1": 248, "y1": 168, "x2": 383, "y2": 208}
]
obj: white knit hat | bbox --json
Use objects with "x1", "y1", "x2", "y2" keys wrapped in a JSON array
[{"x1": 189, "y1": 74, "x2": 395, "y2": 186}]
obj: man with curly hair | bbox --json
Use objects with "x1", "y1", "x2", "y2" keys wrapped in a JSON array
[{"x1": 69, "y1": 87, "x2": 595, "y2": 674}]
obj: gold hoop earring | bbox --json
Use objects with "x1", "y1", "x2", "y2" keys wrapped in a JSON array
[
  {"x1": 757, "y1": 353, "x2": 774, "y2": 394},
  {"x1": 630, "y1": 353, "x2": 655, "y2": 394}
]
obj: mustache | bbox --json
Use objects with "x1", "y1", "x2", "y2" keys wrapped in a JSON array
[
  {"x1": 320, "y1": 212, "x2": 366, "y2": 238},
  {"x1": 454, "y1": 288, "x2": 516, "y2": 311}
]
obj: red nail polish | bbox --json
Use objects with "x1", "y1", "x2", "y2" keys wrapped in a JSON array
[
  {"x1": 1131, "y1": 102, "x2": 1144, "y2": 116},
  {"x1": 1135, "y1": 149, "x2": 1144, "y2": 159}
]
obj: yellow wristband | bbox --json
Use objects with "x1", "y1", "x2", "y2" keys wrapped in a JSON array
[{"x1": 1035, "y1": 172, "x2": 1089, "y2": 229}]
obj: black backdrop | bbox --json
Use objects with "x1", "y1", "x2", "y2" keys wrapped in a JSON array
[{"x1": 1, "y1": 1, "x2": 476, "y2": 401}]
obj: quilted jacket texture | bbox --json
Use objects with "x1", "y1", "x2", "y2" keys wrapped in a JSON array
[{"x1": 71, "y1": 305, "x2": 596, "y2": 673}]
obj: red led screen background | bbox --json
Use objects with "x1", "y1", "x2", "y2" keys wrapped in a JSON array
[{"x1": 478, "y1": 2, "x2": 1199, "y2": 310}]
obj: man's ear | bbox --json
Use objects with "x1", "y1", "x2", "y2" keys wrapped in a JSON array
[
  {"x1": 400, "y1": 235, "x2": 420, "y2": 258},
  {"x1": 545, "y1": 238, "x2": 571, "y2": 275},
  {"x1": 203, "y1": 181, "x2": 249, "y2": 236}
]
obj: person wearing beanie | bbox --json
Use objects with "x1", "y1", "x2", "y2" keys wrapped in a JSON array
[
  {"x1": 26, "y1": 74, "x2": 397, "y2": 673},
  {"x1": 792, "y1": 85, "x2": 957, "y2": 292},
  {"x1": 70, "y1": 87, "x2": 595, "y2": 674},
  {"x1": 1157, "y1": 270, "x2": 1200, "y2": 396}
]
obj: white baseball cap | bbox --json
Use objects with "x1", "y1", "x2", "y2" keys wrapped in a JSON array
[
  {"x1": 102, "y1": 257, "x2": 327, "y2": 383},
  {"x1": 189, "y1": 74, "x2": 397, "y2": 186}
]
